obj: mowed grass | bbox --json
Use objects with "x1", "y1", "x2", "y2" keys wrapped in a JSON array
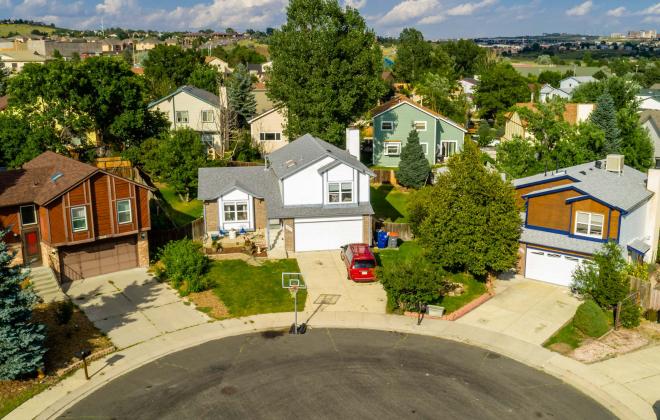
[
  {"x1": 509, "y1": 61, "x2": 608, "y2": 77},
  {"x1": 370, "y1": 185, "x2": 410, "y2": 223},
  {"x1": 376, "y1": 241, "x2": 487, "y2": 314},
  {"x1": 207, "y1": 259, "x2": 306, "y2": 317},
  {"x1": 156, "y1": 182, "x2": 203, "y2": 227},
  {"x1": 0, "y1": 23, "x2": 58, "y2": 36},
  {"x1": 544, "y1": 321, "x2": 583, "y2": 350}
]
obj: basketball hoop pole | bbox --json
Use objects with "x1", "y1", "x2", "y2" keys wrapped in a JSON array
[
  {"x1": 282, "y1": 273, "x2": 305, "y2": 335},
  {"x1": 293, "y1": 287, "x2": 298, "y2": 335}
]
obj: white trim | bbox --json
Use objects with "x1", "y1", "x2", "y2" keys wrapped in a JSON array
[
  {"x1": 260, "y1": 132, "x2": 282, "y2": 141},
  {"x1": 413, "y1": 121, "x2": 427, "y2": 132},
  {"x1": 201, "y1": 109, "x2": 215, "y2": 123},
  {"x1": 384, "y1": 141, "x2": 401, "y2": 156},
  {"x1": 248, "y1": 106, "x2": 282, "y2": 124},
  {"x1": 373, "y1": 102, "x2": 467, "y2": 133},
  {"x1": 71, "y1": 206, "x2": 88, "y2": 232},
  {"x1": 19, "y1": 205, "x2": 37, "y2": 226},
  {"x1": 381, "y1": 120, "x2": 394, "y2": 131},
  {"x1": 223, "y1": 200, "x2": 249, "y2": 223},
  {"x1": 116, "y1": 199, "x2": 132, "y2": 225},
  {"x1": 420, "y1": 142, "x2": 429, "y2": 155},
  {"x1": 327, "y1": 181, "x2": 353, "y2": 204},
  {"x1": 440, "y1": 140, "x2": 458, "y2": 157},
  {"x1": 574, "y1": 211, "x2": 604, "y2": 239}
]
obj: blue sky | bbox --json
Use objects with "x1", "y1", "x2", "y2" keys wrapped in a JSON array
[{"x1": 0, "y1": 0, "x2": 658, "y2": 39}]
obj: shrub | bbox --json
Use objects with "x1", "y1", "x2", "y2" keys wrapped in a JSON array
[
  {"x1": 55, "y1": 300, "x2": 74, "y2": 325},
  {"x1": 619, "y1": 299, "x2": 642, "y2": 329},
  {"x1": 573, "y1": 300, "x2": 609, "y2": 338},
  {"x1": 159, "y1": 239, "x2": 209, "y2": 291}
]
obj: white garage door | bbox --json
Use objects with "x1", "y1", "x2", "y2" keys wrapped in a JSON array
[
  {"x1": 525, "y1": 248, "x2": 585, "y2": 287},
  {"x1": 294, "y1": 217, "x2": 364, "y2": 252}
]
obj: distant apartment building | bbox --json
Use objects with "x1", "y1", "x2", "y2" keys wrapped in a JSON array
[{"x1": 627, "y1": 30, "x2": 657, "y2": 39}]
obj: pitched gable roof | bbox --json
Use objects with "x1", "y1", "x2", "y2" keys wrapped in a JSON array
[
  {"x1": 508, "y1": 102, "x2": 595, "y2": 126},
  {"x1": 640, "y1": 110, "x2": 660, "y2": 133},
  {"x1": 370, "y1": 96, "x2": 467, "y2": 133},
  {"x1": 147, "y1": 85, "x2": 220, "y2": 109}
]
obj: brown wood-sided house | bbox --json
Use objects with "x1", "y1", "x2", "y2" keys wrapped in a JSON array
[{"x1": 0, "y1": 151, "x2": 152, "y2": 282}]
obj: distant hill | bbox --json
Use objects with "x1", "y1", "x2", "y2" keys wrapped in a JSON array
[{"x1": 0, "y1": 23, "x2": 61, "y2": 37}]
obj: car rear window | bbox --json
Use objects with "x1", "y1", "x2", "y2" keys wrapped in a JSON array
[{"x1": 353, "y1": 259, "x2": 375, "y2": 269}]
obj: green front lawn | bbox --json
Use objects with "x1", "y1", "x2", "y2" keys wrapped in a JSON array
[
  {"x1": 544, "y1": 321, "x2": 583, "y2": 351},
  {"x1": 370, "y1": 185, "x2": 410, "y2": 223},
  {"x1": 156, "y1": 183, "x2": 203, "y2": 227},
  {"x1": 376, "y1": 241, "x2": 487, "y2": 314},
  {"x1": 206, "y1": 259, "x2": 306, "y2": 318}
]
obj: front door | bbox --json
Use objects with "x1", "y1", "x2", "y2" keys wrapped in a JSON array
[{"x1": 22, "y1": 230, "x2": 41, "y2": 266}]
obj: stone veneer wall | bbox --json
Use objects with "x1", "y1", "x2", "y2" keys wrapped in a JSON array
[
  {"x1": 137, "y1": 233, "x2": 149, "y2": 268},
  {"x1": 362, "y1": 215, "x2": 372, "y2": 245},
  {"x1": 9, "y1": 243, "x2": 24, "y2": 266},
  {"x1": 254, "y1": 198, "x2": 267, "y2": 229},
  {"x1": 40, "y1": 241, "x2": 60, "y2": 280},
  {"x1": 283, "y1": 218, "x2": 295, "y2": 252},
  {"x1": 517, "y1": 243, "x2": 526, "y2": 276},
  {"x1": 204, "y1": 201, "x2": 219, "y2": 232}
]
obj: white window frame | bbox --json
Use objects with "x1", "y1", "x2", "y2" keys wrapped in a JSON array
[
  {"x1": 116, "y1": 199, "x2": 132, "y2": 225},
  {"x1": 574, "y1": 211, "x2": 604, "y2": 238},
  {"x1": 223, "y1": 201, "x2": 248, "y2": 222},
  {"x1": 70, "y1": 206, "x2": 88, "y2": 232},
  {"x1": 381, "y1": 120, "x2": 394, "y2": 131},
  {"x1": 327, "y1": 181, "x2": 353, "y2": 203},
  {"x1": 413, "y1": 121, "x2": 427, "y2": 132},
  {"x1": 19, "y1": 205, "x2": 37, "y2": 226},
  {"x1": 175, "y1": 110, "x2": 189, "y2": 124},
  {"x1": 384, "y1": 141, "x2": 401, "y2": 156},
  {"x1": 201, "y1": 110, "x2": 214, "y2": 123},
  {"x1": 441, "y1": 140, "x2": 458, "y2": 157},
  {"x1": 201, "y1": 133, "x2": 214, "y2": 146},
  {"x1": 260, "y1": 132, "x2": 281, "y2": 141},
  {"x1": 420, "y1": 142, "x2": 429, "y2": 155}
]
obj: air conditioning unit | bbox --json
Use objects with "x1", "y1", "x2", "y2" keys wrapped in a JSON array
[{"x1": 606, "y1": 154, "x2": 624, "y2": 174}]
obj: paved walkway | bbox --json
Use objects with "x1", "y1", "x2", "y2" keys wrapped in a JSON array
[
  {"x1": 63, "y1": 268, "x2": 210, "y2": 348},
  {"x1": 8, "y1": 311, "x2": 656, "y2": 420},
  {"x1": 296, "y1": 251, "x2": 387, "y2": 314},
  {"x1": 457, "y1": 276, "x2": 580, "y2": 345}
]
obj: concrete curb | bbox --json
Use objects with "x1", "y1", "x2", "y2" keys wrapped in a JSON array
[{"x1": 7, "y1": 311, "x2": 655, "y2": 420}]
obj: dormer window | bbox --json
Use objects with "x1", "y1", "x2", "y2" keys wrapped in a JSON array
[
  {"x1": 574, "y1": 211, "x2": 604, "y2": 238},
  {"x1": 328, "y1": 182, "x2": 352, "y2": 203}
]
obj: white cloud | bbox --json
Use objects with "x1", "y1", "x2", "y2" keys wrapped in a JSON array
[
  {"x1": 418, "y1": 14, "x2": 445, "y2": 24},
  {"x1": 643, "y1": 15, "x2": 660, "y2": 23},
  {"x1": 447, "y1": 0, "x2": 496, "y2": 16},
  {"x1": 378, "y1": 0, "x2": 439, "y2": 25},
  {"x1": 0, "y1": 0, "x2": 12, "y2": 8},
  {"x1": 565, "y1": 0, "x2": 592, "y2": 16},
  {"x1": 640, "y1": 3, "x2": 660, "y2": 15},
  {"x1": 606, "y1": 6, "x2": 625, "y2": 17},
  {"x1": 96, "y1": 0, "x2": 134, "y2": 15},
  {"x1": 344, "y1": 0, "x2": 366, "y2": 9}
]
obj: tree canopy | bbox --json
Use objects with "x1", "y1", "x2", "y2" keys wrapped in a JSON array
[
  {"x1": 397, "y1": 129, "x2": 430, "y2": 188},
  {"x1": 572, "y1": 241, "x2": 629, "y2": 311},
  {"x1": 227, "y1": 64, "x2": 257, "y2": 128},
  {"x1": 474, "y1": 62, "x2": 530, "y2": 120},
  {"x1": 438, "y1": 39, "x2": 487, "y2": 79},
  {"x1": 415, "y1": 73, "x2": 468, "y2": 124},
  {"x1": 394, "y1": 28, "x2": 432, "y2": 83},
  {"x1": 267, "y1": 0, "x2": 385, "y2": 146}
]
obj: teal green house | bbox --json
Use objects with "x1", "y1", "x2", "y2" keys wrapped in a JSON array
[{"x1": 371, "y1": 96, "x2": 467, "y2": 167}]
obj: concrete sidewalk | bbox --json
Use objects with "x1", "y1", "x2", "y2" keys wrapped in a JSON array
[{"x1": 7, "y1": 311, "x2": 656, "y2": 420}]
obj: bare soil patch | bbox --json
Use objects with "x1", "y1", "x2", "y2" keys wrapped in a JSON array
[{"x1": 187, "y1": 290, "x2": 230, "y2": 319}]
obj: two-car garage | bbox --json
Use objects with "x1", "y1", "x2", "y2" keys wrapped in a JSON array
[
  {"x1": 294, "y1": 217, "x2": 365, "y2": 252},
  {"x1": 60, "y1": 236, "x2": 139, "y2": 281},
  {"x1": 524, "y1": 247, "x2": 586, "y2": 287}
]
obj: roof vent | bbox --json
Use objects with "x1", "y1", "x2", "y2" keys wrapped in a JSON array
[
  {"x1": 606, "y1": 154, "x2": 624, "y2": 174},
  {"x1": 285, "y1": 159, "x2": 296, "y2": 168},
  {"x1": 50, "y1": 172, "x2": 63, "y2": 183},
  {"x1": 595, "y1": 160, "x2": 602, "y2": 169}
]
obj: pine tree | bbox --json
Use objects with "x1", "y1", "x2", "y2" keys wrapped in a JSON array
[
  {"x1": 227, "y1": 63, "x2": 257, "y2": 128},
  {"x1": 590, "y1": 92, "x2": 621, "y2": 155},
  {"x1": 0, "y1": 230, "x2": 46, "y2": 380},
  {"x1": 397, "y1": 130, "x2": 430, "y2": 189}
]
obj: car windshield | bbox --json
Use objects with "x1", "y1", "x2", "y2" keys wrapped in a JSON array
[{"x1": 353, "y1": 259, "x2": 375, "y2": 269}]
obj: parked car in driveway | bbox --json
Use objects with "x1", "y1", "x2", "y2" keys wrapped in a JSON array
[{"x1": 340, "y1": 243, "x2": 377, "y2": 282}]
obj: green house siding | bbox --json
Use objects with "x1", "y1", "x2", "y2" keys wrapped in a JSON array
[{"x1": 373, "y1": 103, "x2": 464, "y2": 167}]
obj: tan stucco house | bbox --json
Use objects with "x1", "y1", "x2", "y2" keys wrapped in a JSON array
[{"x1": 248, "y1": 107, "x2": 289, "y2": 154}]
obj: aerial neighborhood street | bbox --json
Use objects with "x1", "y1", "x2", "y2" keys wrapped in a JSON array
[{"x1": 1, "y1": 0, "x2": 660, "y2": 419}]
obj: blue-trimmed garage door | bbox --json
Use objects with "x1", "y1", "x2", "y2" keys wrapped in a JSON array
[{"x1": 525, "y1": 248, "x2": 585, "y2": 287}]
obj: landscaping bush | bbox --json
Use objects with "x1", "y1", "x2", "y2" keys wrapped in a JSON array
[
  {"x1": 159, "y1": 239, "x2": 209, "y2": 292},
  {"x1": 619, "y1": 299, "x2": 642, "y2": 329},
  {"x1": 55, "y1": 300, "x2": 74, "y2": 325},
  {"x1": 573, "y1": 300, "x2": 609, "y2": 338}
]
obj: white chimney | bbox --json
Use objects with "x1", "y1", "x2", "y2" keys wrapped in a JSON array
[
  {"x1": 346, "y1": 127, "x2": 360, "y2": 160},
  {"x1": 605, "y1": 154, "x2": 624, "y2": 174}
]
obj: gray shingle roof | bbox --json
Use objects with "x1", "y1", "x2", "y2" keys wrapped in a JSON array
[
  {"x1": 148, "y1": 85, "x2": 220, "y2": 109},
  {"x1": 515, "y1": 160, "x2": 651, "y2": 212},
  {"x1": 627, "y1": 239, "x2": 651, "y2": 254},
  {"x1": 267, "y1": 134, "x2": 374, "y2": 179},
  {"x1": 521, "y1": 228, "x2": 605, "y2": 255}
]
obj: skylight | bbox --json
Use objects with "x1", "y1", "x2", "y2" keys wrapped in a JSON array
[{"x1": 50, "y1": 172, "x2": 63, "y2": 182}]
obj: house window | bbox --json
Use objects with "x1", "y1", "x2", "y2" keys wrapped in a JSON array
[
  {"x1": 574, "y1": 211, "x2": 604, "y2": 238},
  {"x1": 175, "y1": 111, "x2": 189, "y2": 124},
  {"x1": 381, "y1": 121, "x2": 394, "y2": 131},
  {"x1": 413, "y1": 121, "x2": 427, "y2": 132},
  {"x1": 201, "y1": 133, "x2": 214, "y2": 146},
  {"x1": 201, "y1": 110, "x2": 214, "y2": 123},
  {"x1": 224, "y1": 202, "x2": 248, "y2": 222},
  {"x1": 655, "y1": 158, "x2": 660, "y2": 169},
  {"x1": 260, "y1": 132, "x2": 281, "y2": 141},
  {"x1": 384, "y1": 142, "x2": 401, "y2": 156},
  {"x1": 441, "y1": 141, "x2": 457, "y2": 157},
  {"x1": 420, "y1": 143, "x2": 428, "y2": 155},
  {"x1": 71, "y1": 206, "x2": 88, "y2": 232},
  {"x1": 328, "y1": 182, "x2": 352, "y2": 203},
  {"x1": 117, "y1": 199, "x2": 132, "y2": 225},
  {"x1": 19, "y1": 205, "x2": 37, "y2": 226}
]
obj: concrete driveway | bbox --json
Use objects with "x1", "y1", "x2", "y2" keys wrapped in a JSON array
[
  {"x1": 64, "y1": 268, "x2": 210, "y2": 349},
  {"x1": 456, "y1": 275, "x2": 580, "y2": 345},
  {"x1": 296, "y1": 251, "x2": 387, "y2": 314}
]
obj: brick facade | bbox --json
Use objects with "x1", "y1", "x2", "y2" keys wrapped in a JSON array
[
  {"x1": 204, "y1": 201, "x2": 219, "y2": 232},
  {"x1": 254, "y1": 198, "x2": 267, "y2": 229},
  {"x1": 517, "y1": 243, "x2": 526, "y2": 275},
  {"x1": 362, "y1": 215, "x2": 372, "y2": 245},
  {"x1": 40, "y1": 241, "x2": 60, "y2": 279},
  {"x1": 283, "y1": 218, "x2": 295, "y2": 252},
  {"x1": 137, "y1": 233, "x2": 149, "y2": 268}
]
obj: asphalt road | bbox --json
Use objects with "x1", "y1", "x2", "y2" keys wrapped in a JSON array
[{"x1": 60, "y1": 328, "x2": 614, "y2": 420}]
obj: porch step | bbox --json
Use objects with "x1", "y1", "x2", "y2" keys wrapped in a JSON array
[{"x1": 27, "y1": 266, "x2": 67, "y2": 303}]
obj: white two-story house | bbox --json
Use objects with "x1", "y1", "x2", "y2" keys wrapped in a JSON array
[
  {"x1": 198, "y1": 132, "x2": 374, "y2": 253},
  {"x1": 148, "y1": 85, "x2": 223, "y2": 155},
  {"x1": 539, "y1": 76, "x2": 596, "y2": 103}
]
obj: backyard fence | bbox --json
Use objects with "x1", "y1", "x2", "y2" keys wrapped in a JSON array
[
  {"x1": 374, "y1": 219, "x2": 414, "y2": 241},
  {"x1": 227, "y1": 161, "x2": 264, "y2": 167},
  {"x1": 149, "y1": 217, "x2": 205, "y2": 255},
  {"x1": 372, "y1": 169, "x2": 398, "y2": 185},
  {"x1": 630, "y1": 275, "x2": 660, "y2": 311}
]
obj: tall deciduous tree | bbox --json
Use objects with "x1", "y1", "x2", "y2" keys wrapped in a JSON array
[
  {"x1": 187, "y1": 64, "x2": 219, "y2": 94},
  {"x1": 143, "y1": 45, "x2": 205, "y2": 99},
  {"x1": 227, "y1": 63, "x2": 257, "y2": 128},
  {"x1": 416, "y1": 141, "x2": 521, "y2": 276},
  {"x1": 474, "y1": 62, "x2": 530, "y2": 120},
  {"x1": 0, "y1": 231, "x2": 46, "y2": 380},
  {"x1": 439, "y1": 39, "x2": 487, "y2": 78},
  {"x1": 416, "y1": 73, "x2": 468, "y2": 124},
  {"x1": 394, "y1": 28, "x2": 432, "y2": 83},
  {"x1": 397, "y1": 130, "x2": 430, "y2": 189},
  {"x1": 268, "y1": 0, "x2": 385, "y2": 146},
  {"x1": 618, "y1": 106, "x2": 654, "y2": 170},
  {"x1": 590, "y1": 92, "x2": 621, "y2": 154}
]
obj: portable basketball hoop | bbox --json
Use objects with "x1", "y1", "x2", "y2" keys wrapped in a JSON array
[{"x1": 282, "y1": 273, "x2": 306, "y2": 334}]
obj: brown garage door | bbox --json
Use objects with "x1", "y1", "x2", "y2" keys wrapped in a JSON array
[{"x1": 60, "y1": 236, "x2": 138, "y2": 281}]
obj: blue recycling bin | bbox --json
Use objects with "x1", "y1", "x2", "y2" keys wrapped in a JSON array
[{"x1": 377, "y1": 230, "x2": 389, "y2": 249}]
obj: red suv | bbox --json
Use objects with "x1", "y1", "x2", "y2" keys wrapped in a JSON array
[{"x1": 340, "y1": 243, "x2": 377, "y2": 282}]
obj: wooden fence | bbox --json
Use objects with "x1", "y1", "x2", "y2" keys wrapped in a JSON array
[
  {"x1": 149, "y1": 217, "x2": 205, "y2": 255},
  {"x1": 372, "y1": 169, "x2": 398, "y2": 185},
  {"x1": 373, "y1": 219, "x2": 413, "y2": 241},
  {"x1": 631, "y1": 276, "x2": 660, "y2": 311},
  {"x1": 227, "y1": 161, "x2": 264, "y2": 167}
]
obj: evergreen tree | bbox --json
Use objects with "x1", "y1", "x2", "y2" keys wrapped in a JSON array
[
  {"x1": 397, "y1": 130, "x2": 430, "y2": 189},
  {"x1": 0, "y1": 231, "x2": 46, "y2": 380},
  {"x1": 416, "y1": 141, "x2": 521, "y2": 276},
  {"x1": 590, "y1": 92, "x2": 620, "y2": 154},
  {"x1": 227, "y1": 63, "x2": 257, "y2": 128},
  {"x1": 394, "y1": 28, "x2": 432, "y2": 83}
]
